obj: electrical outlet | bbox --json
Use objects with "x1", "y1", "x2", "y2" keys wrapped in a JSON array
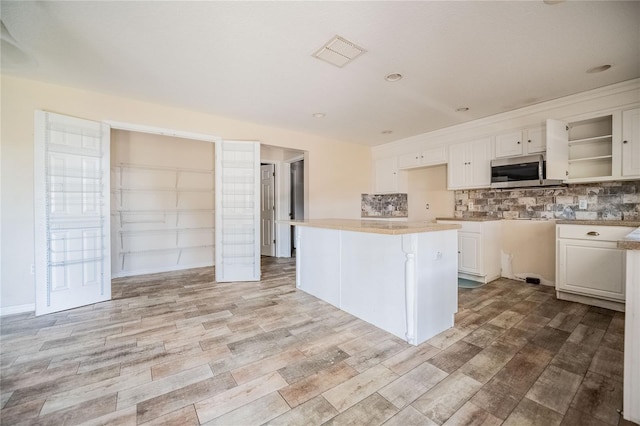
[
  {"x1": 579, "y1": 199, "x2": 588, "y2": 210},
  {"x1": 468, "y1": 201, "x2": 474, "y2": 210},
  {"x1": 30, "y1": 264, "x2": 35, "y2": 275},
  {"x1": 425, "y1": 203, "x2": 430, "y2": 210},
  {"x1": 434, "y1": 251, "x2": 443, "y2": 261}
]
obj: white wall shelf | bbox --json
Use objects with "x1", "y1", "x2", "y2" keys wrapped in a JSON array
[{"x1": 111, "y1": 158, "x2": 215, "y2": 277}]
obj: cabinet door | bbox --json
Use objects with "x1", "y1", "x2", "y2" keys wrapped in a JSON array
[
  {"x1": 526, "y1": 126, "x2": 546, "y2": 154},
  {"x1": 557, "y1": 239, "x2": 625, "y2": 301},
  {"x1": 546, "y1": 119, "x2": 569, "y2": 180},
  {"x1": 469, "y1": 138, "x2": 492, "y2": 187},
  {"x1": 459, "y1": 232, "x2": 481, "y2": 274},
  {"x1": 447, "y1": 143, "x2": 468, "y2": 189},
  {"x1": 375, "y1": 157, "x2": 398, "y2": 193},
  {"x1": 495, "y1": 131, "x2": 523, "y2": 158},
  {"x1": 622, "y1": 108, "x2": 640, "y2": 177},
  {"x1": 397, "y1": 152, "x2": 422, "y2": 169},
  {"x1": 421, "y1": 146, "x2": 447, "y2": 166}
]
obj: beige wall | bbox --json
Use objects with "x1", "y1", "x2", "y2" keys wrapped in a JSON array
[
  {"x1": 0, "y1": 75, "x2": 371, "y2": 309},
  {"x1": 407, "y1": 165, "x2": 454, "y2": 222},
  {"x1": 501, "y1": 220, "x2": 556, "y2": 284}
]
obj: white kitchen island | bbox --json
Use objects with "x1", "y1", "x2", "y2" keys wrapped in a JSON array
[{"x1": 287, "y1": 219, "x2": 461, "y2": 346}]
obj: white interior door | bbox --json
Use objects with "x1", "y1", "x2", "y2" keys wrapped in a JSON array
[
  {"x1": 260, "y1": 164, "x2": 276, "y2": 256},
  {"x1": 215, "y1": 140, "x2": 261, "y2": 282},
  {"x1": 34, "y1": 111, "x2": 111, "y2": 316}
]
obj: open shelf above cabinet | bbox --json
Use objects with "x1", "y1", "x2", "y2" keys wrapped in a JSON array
[{"x1": 566, "y1": 113, "x2": 616, "y2": 181}]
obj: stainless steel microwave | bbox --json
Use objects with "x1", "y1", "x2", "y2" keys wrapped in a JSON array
[{"x1": 490, "y1": 154, "x2": 564, "y2": 189}]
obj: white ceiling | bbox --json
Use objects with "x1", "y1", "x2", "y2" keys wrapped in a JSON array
[{"x1": 1, "y1": 1, "x2": 639, "y2": 146}]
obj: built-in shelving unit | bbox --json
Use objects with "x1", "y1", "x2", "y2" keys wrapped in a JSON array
[
  {"x1": 111, "y1": 162, "x2": 214, "y2": 277},
  {"x1": 567, "y1": 115, "x2": 614, "y2": 180}
]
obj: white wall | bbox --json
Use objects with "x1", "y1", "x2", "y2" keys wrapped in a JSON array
[{"x1": 0, "y1": 75, "x2": 371, "y2": 310}]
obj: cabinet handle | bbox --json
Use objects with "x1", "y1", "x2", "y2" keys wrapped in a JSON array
[
  {"x1": 586, "y1": 231, "x2": 600, "y2": 236},
  {"x1": 623, "y1": 140, "x2": 628, "y2": 144},
  {"x1": 517, "y1": 141, "x2": 521, "y2": 144},
  {"x1": 528, "y1": 139, "x2": 532, "y2": 143}
]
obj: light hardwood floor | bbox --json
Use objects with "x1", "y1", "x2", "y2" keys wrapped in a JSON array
[{"x1": 0, "y1": 257, "x2": 634, "y2": 425}]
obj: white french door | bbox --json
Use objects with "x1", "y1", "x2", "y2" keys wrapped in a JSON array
[
  {"x1": 34, "y1": 111, "x2": 111, "y2": 316},
  {"x1": 215, "y1": 140, "x2": 261, "y2": 282}
]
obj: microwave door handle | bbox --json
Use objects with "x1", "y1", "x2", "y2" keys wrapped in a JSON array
[{"x1": 539, "y1": 154, "x2": 544, "y2": 184}]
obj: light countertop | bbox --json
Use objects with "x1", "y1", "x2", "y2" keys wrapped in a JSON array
[
  {"x1": 618, "y1": 228, "x2": 640, "y2": 251},
  {"x1": 556, "y1": 220, "x2": 640, "y2": 227},
  {"x1": 435, "y1": 217, "x2": 502, "y2": 222},
  {"x1": 282, "y1": 219, "x2": 461, "y2": 235}
]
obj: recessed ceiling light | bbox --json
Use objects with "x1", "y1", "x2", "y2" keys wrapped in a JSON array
[
  {"x1": 586, "y1": 64, "x2": 612, "y2": 74},
  {"x1": 312, "y1": 112, "x2": 326, "y2": 118},
  {"x1": 455, "y1": 107, "x2": 469, "y2": 112},
  {"x1": 385, "y1": 73, "x2": 403, "y2": 82},
  {"x1": 381, "y1": 130, "x2": 393, "y2": 134}
]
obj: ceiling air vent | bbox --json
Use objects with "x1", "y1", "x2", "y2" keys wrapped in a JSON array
[{"x1": 312, "y1": 35, "x2": 366, "y2": 68}]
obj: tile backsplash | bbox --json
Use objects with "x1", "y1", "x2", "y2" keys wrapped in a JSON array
[
  {"x1": 362, "y1": 193, "x2": 408, "y2": 218},
  {"x1": 454, "y1": 180, "x2": 640, "y2": 221}
]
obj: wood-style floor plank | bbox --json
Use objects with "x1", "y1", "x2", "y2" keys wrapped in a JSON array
[{"x1": 0, "y1": 258, "x2": 631, "y2": 425}]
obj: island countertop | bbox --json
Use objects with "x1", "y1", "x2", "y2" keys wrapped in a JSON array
[{"x1": 282, "y1": 219, "x2": 461, "y2": 235}]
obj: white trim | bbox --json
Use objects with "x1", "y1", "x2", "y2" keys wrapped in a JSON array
[
  {"x1": 0, "y1": 304, "x2": 35, "y2": 316},
  {"x1": 285, "y1": 154, "x2": 305, "y2": 163},
  {"x1": 105, "y1": 120, "x2": 221, "y2": 143}
]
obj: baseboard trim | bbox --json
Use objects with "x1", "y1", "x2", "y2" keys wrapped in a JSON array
[{"x1": 0, "y1": 304, "x2": 35, "y2": 317}]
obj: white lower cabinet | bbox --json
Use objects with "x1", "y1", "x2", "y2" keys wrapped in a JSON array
[
  {"x1": 437, "y1": 219, "x2": 501, "y2": 283},
  {"x1": 556, "y1": 224, "x2": 634, "y2": 311}
]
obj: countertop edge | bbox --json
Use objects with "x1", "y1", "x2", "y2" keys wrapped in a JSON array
[
  {"x1": 618, "y1": 228, "x2": 640, "y2": 251},
  {"x1": 279, "y1": 219, "x2": 462, "y2": 235}
]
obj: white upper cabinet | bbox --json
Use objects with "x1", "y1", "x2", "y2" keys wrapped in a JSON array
[
  {"x1": 494, "y1": 125, "x2": 546, "y2": 158},
  {"x1": 494, "y1": 130, "x2": 523, "y2": 158},
  {"x1": 374, "y1": 157, "x2": 399, "y2": 193},
  {"x1": 526, "y1": 126, "x2": 546, "y2": 154},
  {"x1": 398, "y1": 146, "x2": 447, "y2": 170},
  {"x1": 622, "y1": 107, "x2": 640, "y2": 177},
  {"x1": 546, "y1": 119, "x2": 569, "y2": 180},
  {"x1": 448, "y1": 137, "x2": 491, "y2": 190}
]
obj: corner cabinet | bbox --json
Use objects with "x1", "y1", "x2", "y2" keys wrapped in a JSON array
[
  {"x1": 437, "y1": 219, "x2": 502, "y2": 283},
  {"x1": 447, "y1": 138, "x2": 492, "y2": 190},
  {"x1": 547, "y1": 109, "x2": 640, "y2": 183},
  {"x1": 556, "y1": 224, "x2": 635, "y2": 311}
]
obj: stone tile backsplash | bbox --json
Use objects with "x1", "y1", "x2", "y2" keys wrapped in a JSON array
[
  {"x1": 362, "y1": 193, "x2": 408, "y2": 218},
  {"x1": 454, "y1": 180, "x2": 640, "y2": 221}
]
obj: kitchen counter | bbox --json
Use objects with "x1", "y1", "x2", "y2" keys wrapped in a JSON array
[
  {"x1": 284, "y1": 219, "x2": 460, "y2": 235},
  {"x1": 556, "y1": 220, "x2": 640, "y2": 227},
  {"x1": 289, "y1": 218, "x2": 459, "y2": 345}
]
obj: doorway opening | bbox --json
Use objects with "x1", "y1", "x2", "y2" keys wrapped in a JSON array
[{"x1": 290, "y1": 159, "x2": 304, "y2": 256}]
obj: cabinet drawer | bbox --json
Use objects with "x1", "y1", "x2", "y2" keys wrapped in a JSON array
[
  {"x1": 438, "y1": 220, "x2": 482, "y2": 233},
  {"x1": 557, "y1": 224, "x2": 635, "y2": 241}
]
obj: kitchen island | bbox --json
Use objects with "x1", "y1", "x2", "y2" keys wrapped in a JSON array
[{"x1": 286, "y1": 219, "x2": 461, "y2": 345}]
